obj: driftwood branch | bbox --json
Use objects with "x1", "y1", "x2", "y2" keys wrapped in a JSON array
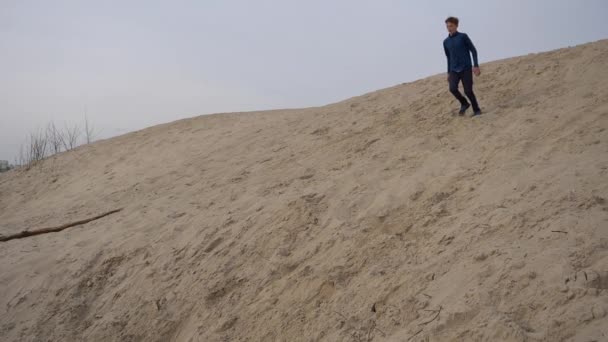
[
  {"x1": 419, "y1": 305, "x2": 442, "y2": 326},
  {"x1": 0, "y1": 208, "x2": 123, "y2": 242},
  {"x1": 407, "y1": 329, "x2": 423, "y2": 341}
]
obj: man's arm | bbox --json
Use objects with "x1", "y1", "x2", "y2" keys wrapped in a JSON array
[
  {"x1": 464, "y1": 34, "x2": 478, "y2": 67},
  {"x1": 464, "y1": 34, "x2": 480, "y2": 75},
  {"x1": 444, "y1": 42, "x2": 450, "y2": 75}
]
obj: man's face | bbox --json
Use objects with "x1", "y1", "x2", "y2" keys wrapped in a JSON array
[{"x1": 446, "y1": 22, "x2": 458, "y2": 34}]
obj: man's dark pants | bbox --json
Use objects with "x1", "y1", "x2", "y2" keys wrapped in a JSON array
[{"x1": 448, "y1": 68, "x2": 480, "y2": 112}]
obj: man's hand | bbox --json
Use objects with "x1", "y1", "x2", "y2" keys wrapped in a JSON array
[{"x1": 473, "y1": 67, "x2": 481, "y2": 76}]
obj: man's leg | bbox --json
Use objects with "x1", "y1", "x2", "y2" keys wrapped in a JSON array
[
  {"x1": 462, "y1": 69, "x2": 481, "y2": 113},
  {"x1": 448, "y1": 72, "x2": 469, "y2": 106}
]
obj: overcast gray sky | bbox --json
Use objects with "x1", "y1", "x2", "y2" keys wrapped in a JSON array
[{"x1": 2, "y1": 0, "x2": 608, "y2": 161}]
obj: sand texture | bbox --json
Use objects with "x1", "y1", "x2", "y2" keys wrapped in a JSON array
[{"x1": 1, "y1": 40, "x2": 608, "y2": 342}]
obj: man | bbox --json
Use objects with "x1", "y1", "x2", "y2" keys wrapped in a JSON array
[{"x1": 443, "y1": 16, "x2": 482, "y2": 116}]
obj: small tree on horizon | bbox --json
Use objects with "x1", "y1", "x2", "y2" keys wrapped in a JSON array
[
  {"x1": 62, "y1": 123, "x2": 80, "y2": 151},
  {"x1": 13, "y1": 116, "x2": 98, "y2": 171},
  {"x1": 84, "y1": 114, "x2": 97, "y2": 144},
  {"x1": 46, "y1": 122, "x2": 65, "y2": 155}
]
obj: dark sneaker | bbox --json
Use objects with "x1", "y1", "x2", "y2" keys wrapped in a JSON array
[
  {"x1": 459, "y1": 103, "x2": 470, "y2": 115},
  {"x1": 472, "y1": 109, "x2": 482, "y2": 116}
]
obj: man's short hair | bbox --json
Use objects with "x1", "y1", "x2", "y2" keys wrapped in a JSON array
[{"x1": 445, "y1": 16, "x2": 459, "y2": 26}]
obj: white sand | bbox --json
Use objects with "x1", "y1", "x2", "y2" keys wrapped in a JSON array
[{"x1": 1, "y1": 40, "x2": 607, "y2": 342}]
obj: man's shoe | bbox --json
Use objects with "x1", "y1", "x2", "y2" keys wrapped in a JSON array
[
  {"x1": 472, "y1": 109, "x2": 482, "y2": 116},
  {"x1": 459, "y1": 103, "x2": 470, "y2": 115}
]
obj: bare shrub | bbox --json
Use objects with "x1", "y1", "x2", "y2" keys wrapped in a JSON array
[
  {"x1": 62, "y1": 123, "x2": 81, "y2": 151},
  {"x1": 84, "y1": 114, "x2": 97, "y2": 144},
  {"x1": 13, "y1": 117, "x2": 97, "y2": 171},
  {"x1": 46, "y1": 122, "x2": 65, "y2": 155},
  {"x1": 16, "y1": 129, "x2": 49, "y2": 169}
]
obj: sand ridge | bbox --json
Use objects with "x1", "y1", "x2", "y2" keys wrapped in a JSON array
[{"x1": 1, "y1": 40, "x2": 607, "y2": 341}]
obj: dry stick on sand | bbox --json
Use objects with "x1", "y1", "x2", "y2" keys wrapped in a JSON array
[
  {"x1": 419, "y1": 305, "x2": 442, "y2": 326},
  {"x1": 0, "y1": 208, "x2": 123, "y2": 242},
  {"x1": 407, "y1": 329, "x2": 424, "y2": 341}
]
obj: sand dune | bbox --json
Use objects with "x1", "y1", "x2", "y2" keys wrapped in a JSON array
[{"x1": 1, "y1": 40, "x2": 607, "y2": 342}]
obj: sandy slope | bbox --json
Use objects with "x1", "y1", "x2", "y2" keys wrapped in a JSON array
[{"x1": 1, "y1": 40, "x2": 607, "y2": 342}]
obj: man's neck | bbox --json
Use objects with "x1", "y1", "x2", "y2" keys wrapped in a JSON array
[{"x1": 449, "y1": 31, "x2": 459, "y2": 37}]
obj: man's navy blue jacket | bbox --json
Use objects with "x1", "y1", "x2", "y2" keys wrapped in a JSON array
[{"x1": 443, "y1": 31, "x2": 479, "y2": 73}]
